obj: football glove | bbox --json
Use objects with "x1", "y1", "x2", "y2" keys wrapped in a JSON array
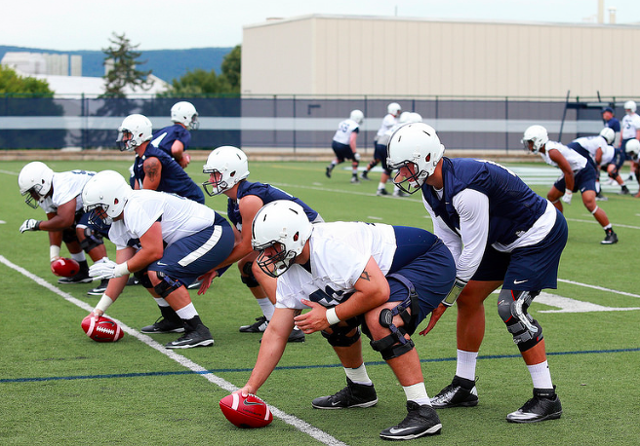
[
  {"x1": 19, "y1": 219, "x2": 41, "y2": 233},
  {"x1": 561, "y1": 191, "x2": 573, "y2": 204},
  {"x1": 89, "y1": 260, "x2": 130, "y2": 280}
]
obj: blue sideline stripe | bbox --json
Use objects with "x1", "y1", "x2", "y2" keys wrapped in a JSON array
[{"x1": 3, "y1": 347, "x2": 639, "y2": 384}]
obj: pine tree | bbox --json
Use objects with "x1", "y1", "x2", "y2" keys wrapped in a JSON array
[{"x1": 101, "y1": 32, "x2": 152, "y2": 98}]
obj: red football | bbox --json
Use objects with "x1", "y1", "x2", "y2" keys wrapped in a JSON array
[
  {"x1": 81, "y1": 315, "x2": 124, "y2": 342},
  {"x1": 219, "y1": 393, "x2": 273, "y2": 428},
  {"x1": 51, "y1": 257, "x2": 80, "y2": 277}
]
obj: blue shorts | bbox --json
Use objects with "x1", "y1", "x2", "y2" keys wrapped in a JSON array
[
  {"x1": 331, "y1": 141, "x2": 357, "y2": 162},
  {"x1": 387, "y1": 226, "x2": 457, "y2": 328},
  {"x1": 471, "y1": 208, "x2": 568, "y2": 291},
  {"x1": 374, "y1": 143, "x2": 392, "y2": 173},
  {"x1": 148, "y1": 218, "x2": 234, "y2": 287},
  {"x1": 554, "y1": 165, "x2": 597, "y2": 193}
]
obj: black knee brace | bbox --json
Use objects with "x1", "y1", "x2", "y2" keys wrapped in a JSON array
[
  {"x1": 321, "y1": 317, "x2": 361, "y2": 347},
  {"x1": 135, "y1": 268, "x2": 153, "y2": 289},
  {"x1": 153, "y1": 271, "x2": 183, "y2": 298},
  {"x1": 80, "y1": 227, "x2": 104, "y2": 252},
  {"x1": 498, "y1": 289, "x2": 544, "y2": 352},
  {"x1": 240, "y1": 262, "x2": 260, "y2": 288}
]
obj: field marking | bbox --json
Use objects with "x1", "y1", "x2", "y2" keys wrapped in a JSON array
[
  {"x1": 536, "y1": 292, "x2": 640, "y2": 313},
  {"x1": 0, "y1": 255, "x2": 347, "y2": 446}
]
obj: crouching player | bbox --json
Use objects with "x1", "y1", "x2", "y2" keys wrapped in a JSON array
[
  {"x1": 236, "y1": 200, "x2": 456, "y2": 441},
  {"x1": 81, "y1": 170, "x2": 234, "y2": 349}
]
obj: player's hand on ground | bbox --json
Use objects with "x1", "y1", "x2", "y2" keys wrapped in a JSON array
[
  {"x1": 19, "y1": 219, "x2": 40, "y2": 233},
  {"x1": 295, "y1": 299, "x2": 330, "y2": 334},
  {"x1": 419, "y1": 303, "x2": 447, "y2": 336}
]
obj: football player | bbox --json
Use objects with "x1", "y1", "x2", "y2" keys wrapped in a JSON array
[
  {"x1": 18, "y1": 161, "x2": 111, "y2": 295},
  {"x1": 325, "y1": 110, "x2": 364, "y2": 183},
  {"x1": 387, "y1": 122, "x2": 567, "y2": 424},
  {"x1": 199, "y1": 145, "x2": 323, "y2": 343},
  {"x1": 82, "y1": 170, "x2": 234, "y2": 349},
  {"x1": 238, "y1": 200, "x2": 456, "y2": 440},
  {"x1": 361, "y1": 102, "x2": 402, "y2": 185},
  {"x1": 621, "y1": 101, "x2": 640, "y2": 181},
  {"x1": 523, "y1": 125, "x2": 618, "y2": 244},
  {"x1": 624, "y1": 138, "x2": 640, "y2": 197},
  {"x1": 149, "y1": 101, "x2": 199, "y2": 169}
]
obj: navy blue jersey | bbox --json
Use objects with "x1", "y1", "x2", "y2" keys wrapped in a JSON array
[
  {"x1": 150, "y1": 124, "x2": 191, "y2": 157},
  {"x1": 227, "y1": 180, "x2": 319, "y2": 229},
  {"x1": 606, "y1": 117, "x2": 621, "y2": 133},
  {"x1": 133, "y1": 145, "x2": 205, "y2": 204},
  {"x1": 421, "y1": 158, "x2": 548, "y2": 247}
]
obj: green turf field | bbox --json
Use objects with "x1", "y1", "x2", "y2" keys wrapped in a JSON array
[{"x1": 1, "y1": 159, "x2": 639, "y2": 445}]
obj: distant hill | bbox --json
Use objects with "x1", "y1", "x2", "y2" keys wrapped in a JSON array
[{"x1": 0, "y1": 46, "x2": 234, "y2": 83}]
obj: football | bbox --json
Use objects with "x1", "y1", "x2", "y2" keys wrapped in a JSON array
[
  {"x1": 81, "y1": 315, "x2": 124, "y2": 342},
  {"x1": 219, "y1": 393, "x2": 273, "y2": 428},
  {"x1": 51, "y1": 257, "x2": 80, "y2": 277}
]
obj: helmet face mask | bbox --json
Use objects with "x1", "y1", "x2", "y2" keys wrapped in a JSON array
[
  {"x1": 387, "y1": 102, "x2": 402, "y2": 117},
  {"x1": 521, "y1": 125, "x2": 549, "y2": 154},
  {"x1": 251, "y1": 201, "x2": 312, "y2": 278},
  {"x1": 202, "y1": 146, "x2": 250, "y2": 196}
]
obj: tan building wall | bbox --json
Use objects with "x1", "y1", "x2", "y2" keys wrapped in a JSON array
[{"x1": 242, "y1": 14, "x2": 640, "y2": 99}]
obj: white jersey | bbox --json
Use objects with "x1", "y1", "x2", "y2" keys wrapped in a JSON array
[
  {"x1": 332, "y1": 119, "x2": 360, "y2": 145},
  {"x1": 600, "y1": 145, "x2": 615, "y2": 166},
  {"x1": 40, "y1": 170, "x2": 96, "y2": 213},
  {"x1": 621, "y1": 113, "x2": 640, "y2": 140},
  {"x1": 274, "y1": 222, "x2": 397, "y2": 310},
  {"x1": 376, "y1": 114, "x2": 398, "y2": 139},
  {"x1": 573, "y1": 135, "x2": 608, "y2": 161},
  {"x1": 540, "y1": 141, "x2": 587, "y2": 171},
  {"x1": 109, "y1": 190, "x2": 216, "y2": 250},
  {"x1": 377, "y1": 122, "x2": 403, "y2": 146}
]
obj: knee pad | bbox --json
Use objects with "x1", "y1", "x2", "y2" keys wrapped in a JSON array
[
  {"x1": 80, "y1": 227, "x2": 104, "y2": 252},
  {"x1": 153, "y1": 271, "x2": 183, "y2": 298},
  {"x1": 62, "y1": 227, "x2": 78, "y2": 244},
  {"x1": 240, "y1": 262, "x2": 260, "y2": 288},
  {"x1": 135, "y1": 268, "x2": 153, "y2": 289},
  {"x1": 321, "y1": 318, "x2": 361, "y2": 347},
  {"x1": 498, "y1": 289, "x2": 544, "y2": 351}
]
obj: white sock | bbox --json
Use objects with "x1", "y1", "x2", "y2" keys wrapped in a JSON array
[
  {"x1": 344, "y1": 364, "x2": 373, "y2": 386},
  {"x1": 527, "y1": 361, "x2": 553, "y2": 389},
  {"x1": 456, "y1": 349, "x2": 478, "y2": 381},
  {"x1": 403, "y1": 382, "x2": 431, "y2": 406},
  {"x1": 71, "y1": 252, "x2": 86, "y2": 262},
  {"x1": 175, "y1": 303, "x2": 198, "y2": 320},
  {"x1": 154, "y1": 298, "x2": 170, "y2": 307},
  {"x1": 378, "y1": 182, "x2": 386, "y2": 190},
  {"x1": 257, "y1": 297, "x2": 275, "y2": 321}
]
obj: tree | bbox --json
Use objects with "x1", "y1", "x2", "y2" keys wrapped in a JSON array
[
  {"x1": 101, "y1": 32, "x2": 152, "y2": 98},
  {"x1": 160, "y1": 45, "x2": 241, "y2": 97},
  {"x1": 0, "y1": 65, "x2": 54, "y2": 96}
]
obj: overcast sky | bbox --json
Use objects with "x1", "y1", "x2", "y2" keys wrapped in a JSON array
[{"x1": 3, "y1": 0, "x2": 639, "y2": 51}]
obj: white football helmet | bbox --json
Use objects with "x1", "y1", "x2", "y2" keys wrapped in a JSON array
[
  {"x1": 116, "y1": 114, "x2": 153, "y2": 151},
  {"x1": 171, "y1": 101, "x2": 199, "y2": 130},
  {"x1": 398, "y1": 111, "x2": 411, "y2": 125},
  {"x1": 409, "y1": 112, "x2": 423, "y2": 123},
  {"x1": 202, "y1": 146, "x2": 250, "y2": 196},
  {"x1": 522, "y1": 125, "x2": 549, "y2": 154},
  {"x1": 624, "y1": 100, "x2": 637, "y2": 113},
  {"x1": 350, "y1": 109, "x2": 364, "y2": 125},
  {"x1": 252, "y1": 200, "x2": 313, "y2": 278},
  {"x1": 82, "y1": 170, "x2": 132, "y2": 223},
  {"x1": 387, "y1": 102, "x2": 402, "y2": 117},
  {"x1": 625, "y1": 139, "x2": 640, "y2": 161},
  {"x1": 18, "y1": 161, "x2": 54, "y2": 208},
  {"x1": 386, "y1": 123, "x2": 445, "y2": 194},
  {"x1": 599, "y1": 127, "x2": 615, "y2": 145}
]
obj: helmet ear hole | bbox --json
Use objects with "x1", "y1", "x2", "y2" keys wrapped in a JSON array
[
  {"x1": 293, "y1": 232, "x2": 299, "y2": 242},
  {"x1": 425, "y1": 153, "x2": 431, "y2": 163}
]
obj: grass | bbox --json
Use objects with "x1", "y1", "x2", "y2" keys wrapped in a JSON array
[{"x1": 1, "y1": 159, "x2": 639, "y2": 445}]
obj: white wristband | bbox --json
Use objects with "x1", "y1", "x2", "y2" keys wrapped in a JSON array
[
  {"x1": 326, "y1": 307, "x2": 340, "y2": 325},
  {"x1": 113, "y1": 262, "x2": 130, "y2": 278},
  {"x1": 95, "y1": 294, "x2": 114, "y2": 313},
  {"x1": 50, "y1": 245, "x2": 61, "y2": 262}
]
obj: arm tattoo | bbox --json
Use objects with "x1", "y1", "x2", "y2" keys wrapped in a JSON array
[
  {"x1": 144, "y1": 158, "x2": 160, "y2": 182},
  {"x1": 360, "y1": 271, "x2": 371, "y2": 281}
]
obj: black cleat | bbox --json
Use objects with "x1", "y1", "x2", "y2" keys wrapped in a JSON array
[
  {"x1": 239, "y1": 316, "x2": 268, "y2": 333},
  {"x1": 141, "y1": 317, "x2": 185, "y2": 334},
  {"x1": 506, "y1": 386, "x2": 562, "y2": 423},
  {"x1": 351, "y1": 175, "x2": 360, "y2": 184},
  {"x1": 58, "y1": 270, "x2": 93, "y2": 284},
  {"x1": 361, "y1": 170, "x2": 370, "y2": 180},
  {"x1": 165, "y1": 324, "x2": 213, "y2": 349},
  {"x1": 376, "y1": 189, "x2": 389, "y2": 196},
  {"x1": 430, "y1": 376, "x2": 479, "y2": 408},
  {"x1": 325, "y1": 166, "x2": 332, "y2": 178},
  {"x1": 87, "y1": 279, "x2": 109, "y2": 296},
  {"x1": 312, "y1": 377, "x2": 377, "y2": 409},
  {"x1": 620, "y1": 185, "x2": 630, "y2": 195},
  {"x1": 380, "y1": 401, "x2": 442, "y2": 440},
  {"x1": 126, "y1": 276, "x2": 140, "y2": 286},
  {"x1": 601, "y1": 230, "x2": 618, "y2": 245}
]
